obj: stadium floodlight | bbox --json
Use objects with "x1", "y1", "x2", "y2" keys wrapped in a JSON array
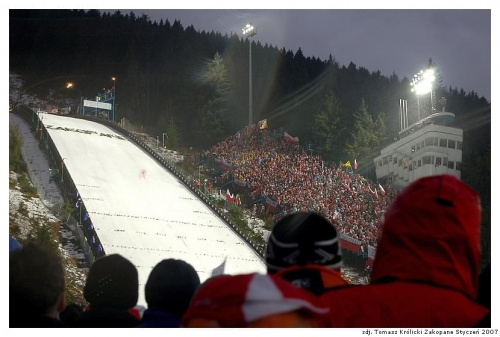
[
  {"x1": 66, "y1": 82, "x2": 83, "y2": 115},
  {"x1": 410, "y1": 68, "x2": 435, "y2": 119},
  {"x1": 242, "y1": 23, "x2": 257, "y2": 125}
]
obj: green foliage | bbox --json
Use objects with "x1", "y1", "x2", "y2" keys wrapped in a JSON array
[
  {"x1": 63, "y1": 202, "x2": 75, "y2": 214},
  {"x1": 192, "y1": 52, "x2": 231, "y2": 149},
  {"x1": 228, "y1": 205, "x2": 246, "y2": 227},
  {"x1": 18, "y1": 201, "x2": 28, "y2": 217},
  {"x1": 25, "y1": 221, "x2": 59, "y2": 255},
  {"x1": 345, "y1": 99, "x2": 387, "y2": 164},
  {"x1": 18, "y1": 173, "x2": 38, "y2": 197},
  {"x1": 263, "y1": 217, "x2": 275, "y2": 231},
  {"x1": 227, "y1": 205, "x2": 265, "y2": 247},
  {"x1": 9, "y1": 125, "x2": 27, "y2": 173},
  {"x1": 312, "y1": 92, "x2": 345, "y2": 161}
]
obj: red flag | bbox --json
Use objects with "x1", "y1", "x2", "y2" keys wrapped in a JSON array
[
  {"x1": 354, "y1": 159, "x2": 358, "y2": 170},
  {"x1": 226, "y1": 189, "x2": 234, "y2": 202}
]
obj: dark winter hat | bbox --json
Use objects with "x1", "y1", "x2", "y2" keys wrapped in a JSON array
[
  {"x1": 266, "y1": 212, "x2": 343, "y2": 273},
  {"x1": 84, "y1": 254, "x2": 139, "y2": 309},
  {"x1": 145, "y1": 259, "x2": 200, "y2": 316}
]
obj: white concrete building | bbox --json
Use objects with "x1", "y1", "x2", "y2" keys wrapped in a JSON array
[{"x1": 374, "y1": 112, "x2": 463, "y2": 190}]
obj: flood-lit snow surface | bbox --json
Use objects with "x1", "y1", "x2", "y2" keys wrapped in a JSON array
[{"x1": 41, "y1": 113, "x2": 266, "y2": 306}]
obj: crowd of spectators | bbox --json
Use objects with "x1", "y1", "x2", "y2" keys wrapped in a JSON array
[
  {"x1": 9, "y1": 174, "x2": 490, "y2": 328},
  {"x1": 204, "y1": 125, "x2": 396, "y2": 247}
]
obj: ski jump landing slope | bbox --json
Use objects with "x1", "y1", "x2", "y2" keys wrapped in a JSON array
[{"x1": 41, "y1": 114, "x2": 266, "y2": 306}]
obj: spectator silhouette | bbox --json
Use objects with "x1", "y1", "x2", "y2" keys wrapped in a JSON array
[
  {"x1": 266, "y1": 211, "x2": 349, "y2": 295},
  {"x1": 182, "y1": 273, "x2": 330, "y2": 327},
  {"x1": 10, "y1": 242, "x2": 67, "y2": 327},
  {"x1": 59, "y1": 303, "x2": 83, "y2": 326},
  {"x1": 76, "y1": 254, "x2": 140, "y2": 327},
  {"x1": 138, "y1": 259, "x2": 200, "y2": 327},
  {"x1": 322, "y1": 175, "x2": 490, "y2": 327}
]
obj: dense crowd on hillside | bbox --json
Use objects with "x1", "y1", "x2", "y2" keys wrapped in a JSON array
[{"x1": 204, "y1": 125, "x2": 396, "y2": 247}]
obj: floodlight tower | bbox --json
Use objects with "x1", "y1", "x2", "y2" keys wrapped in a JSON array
[
  {"x1": 410, "y1": 68, "x2": 435, "y2": 120},
  {"x1": 242, "y1": 23, "x2": 257, "y2": 125},
  {"x1": 111, "y1": 77, "x2": 116, "y2": 123},
  {"x1": 66, "y1": 82, "x2": 83, "y2": 115}
]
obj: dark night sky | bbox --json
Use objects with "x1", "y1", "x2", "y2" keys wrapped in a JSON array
[{"x1": 100, "y1": 6, "x2": 493, "y2": 102}]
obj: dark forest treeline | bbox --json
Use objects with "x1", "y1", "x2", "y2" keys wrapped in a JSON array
[{"x1": 9, "y1": 9, "x2": 490, "y2": 267}]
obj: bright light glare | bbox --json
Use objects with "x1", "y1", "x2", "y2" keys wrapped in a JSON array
[
  {"x1": 242, "y1": 23, "x2": 255, "y2": 35},
  {"x1": 415, "y1": 81, "x2": 432, "y2": 95},
  {"x1": 411, "y1": 68, "x2": 435, "y2": 96},
  {"x1": 66, "y1": 82, "x2": 73, "y2": 89}
]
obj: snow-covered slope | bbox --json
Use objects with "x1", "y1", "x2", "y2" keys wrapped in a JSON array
[{"x1": 40, "y1": 113, "x2": 266, "y2": 306}]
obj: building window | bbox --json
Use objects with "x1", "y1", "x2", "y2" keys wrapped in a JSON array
[
  {"x1": 388, "y1": 155, "x2": 392, "y2": 163},
  {"x1": 416, "y1": 143, "x2": 420, "y2": 151},
  {"x1": 448, "y1": 140, "x2": 456, "y2": 149},
  {"x1": 436, "y1": 157, "x2": 442, "y2": 166},
  {"x1": 417, "y1": 159, "x2": 422, "y2": 168},
  {"x1": 440, "y1": 138, "x2": 447, "y2": 147},
  {"x1": 383, "y1": 157, "x2": 388, "y2": 165},
  {"x1": 425, "y1": 137, "x2": 434, "y2": 147},
  {"x1": 411, "y1": 145, "x2": 416, "y2": 153},
  {"x1": 447, "y1": 161, "x2": 455, "y2": 169},
  {"x1": 443, "y1": 158, "x2": 448, "y2": 166},
  {"x1": 421, "y1": 141, "x2": 425, "y2": 148},
  {"x1": 434, "y1": 137, "x2": 439, "y2": 146},
  {"x1": 457, "y1": 141, "x2": 463, "y2": 150},
  {"x1": 423, "y1": 156, "x2": 432, "y2": 165},
  {"x1": 378, "y1": 160, "x2": 382, "y2": 167},
  {"x1": 456, "y1": 162, "x2": 462, "y2": 171}
]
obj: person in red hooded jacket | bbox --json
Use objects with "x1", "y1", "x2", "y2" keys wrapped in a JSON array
[{"x1": 322, "y1": 174, "x2": 490, "y2": 327}]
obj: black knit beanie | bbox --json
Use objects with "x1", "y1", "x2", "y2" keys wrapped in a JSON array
[
  {"x1": 266, "y1": 212, "x2": 343, "y2": 273},
  {"x1": 145, "y1": 259, "x2": 200, "y2": 316},
  {"x1": 84, "y1": 254, "x2": 139, "y2": 309}
]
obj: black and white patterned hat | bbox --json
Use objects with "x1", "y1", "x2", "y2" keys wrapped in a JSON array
[{"x1": 266, "y1": 212, "x2": 343, "y2": 273}]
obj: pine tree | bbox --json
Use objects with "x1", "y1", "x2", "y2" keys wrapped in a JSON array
[
  {"x1": 312, "y1": 92, "x2": 345, "y2": 161},
  {"x1": 345, "y1": 99, "x2": 386, "y2": 164},
  {"x1": 192, "y1": 52, "x2": 230, "y2": 148}
]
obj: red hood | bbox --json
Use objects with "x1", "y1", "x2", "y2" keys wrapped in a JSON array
[{"x1": 371, "y1": 175, "x2": 482, "y2": 300}]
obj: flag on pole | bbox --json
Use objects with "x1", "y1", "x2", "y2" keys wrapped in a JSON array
[
  {"x1": 341, "y1": 161, "x2": 352, "y2": 169},
  {"x1": 354, "y1": 159, "x2": 358, "y2": 170},
  {"x1": 284, "y1": 131, "x2": 299, "y2": 145},
  {"x1": 211, "y1": 258, "x2": 227, "y2": 277},
  {"x1": 379, "y1": 184, "x2": 386, "y2": 196},
  {"x1": 226, "y1": 189, "x2": 234, "y2": 202}
]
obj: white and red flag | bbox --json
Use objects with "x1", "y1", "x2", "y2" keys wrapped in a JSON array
[
  {"x1": 379, "y1": 184, "x2": 386, "y2": 196},
  {"x1": 284, "y1": 131, "x2": 299, "y2": 145}
]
